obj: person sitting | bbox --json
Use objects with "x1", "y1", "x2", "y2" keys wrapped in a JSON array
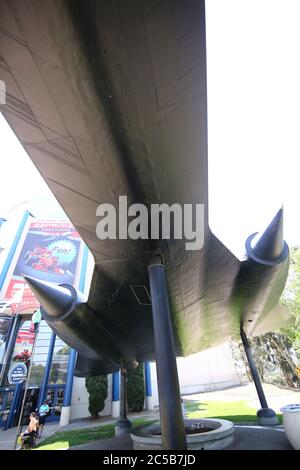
[{"x1": 20, "y1": 412, "x2": 39, "y2": 449}]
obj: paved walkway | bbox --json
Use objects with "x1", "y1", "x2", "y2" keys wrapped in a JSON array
[
  {"x1": 0, "y1": 422, "x2": 61, "y2": 450},
  {"x1": 227, "y1": 425, "x2": 292, "y2": 450},
  {"x1": 182, "y1": 383, "x2": 300, "y2": 413},
  {"x1": 72, "y1": 425, "x2": 293, "y2": 451},
  {"x1": 0, "y1": 409, "x2": 159, "y2": 450}
]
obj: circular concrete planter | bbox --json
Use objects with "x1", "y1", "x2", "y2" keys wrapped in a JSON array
[
  {"x1": 280, "y1": 403, "x2": 300, "y2": 450},
  {"x1": 131, "y1": 418, "x2": 234, "y2": 450}
]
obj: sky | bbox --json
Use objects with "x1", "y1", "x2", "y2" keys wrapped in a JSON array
[
  {"x1": 0, "y1": 0, "x2": 299, "y2": 259},
  {"x1": 0, "y1": 114, "x2": 67, "y2": 221},
  {"x1": 206, "y1": 0, "x2": 300, "y2": 255}
]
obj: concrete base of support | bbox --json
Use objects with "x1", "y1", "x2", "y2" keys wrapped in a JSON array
[
  {"x1": 111, "y1": 400, "x2": 120, "y2": 418},
  {"x1": 131, "y1": 418, "x2": 234, "y2": 450},
  {"x1": 115, "y1": 418, "x2": 132, "y2": 436},
  {"x1": 60, "y1": 406, "x2": 71, "y2": 426},
  {"x1": 257, "y1": 408, "x2": 278, "y2": 426},
  {"x1": 146, "y1": 396, "x2": 154, "y2": 410}
]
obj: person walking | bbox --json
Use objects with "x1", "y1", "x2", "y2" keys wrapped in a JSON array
[{"x1": 37, "y1": 400, "x2": 49, "y2": 438}]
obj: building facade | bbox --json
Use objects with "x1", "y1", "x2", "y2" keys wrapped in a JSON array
[{"x1": 0, "y1": 211, "x2": 243, "y2": 429}]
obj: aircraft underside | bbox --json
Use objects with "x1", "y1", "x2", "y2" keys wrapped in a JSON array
[{"x1": 0, "y1": 0, "x2": 290, "y2": 377}]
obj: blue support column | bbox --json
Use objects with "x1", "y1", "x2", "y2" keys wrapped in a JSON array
[
  {"x1": 111, "y1": 370, "x2": 120, "y2": 417},
  {"x1": 37, "y1": 331, "x2": 56, "y2": 410},
  {"x1": 59, "y1": 348, "x2": 77, "y2": 426},
  {"x1": 144, "y1": 362, "x2": 154, "y2": 410},
  {"x1": 5, "y1": 382, "x2": 23, "y2": 430}
]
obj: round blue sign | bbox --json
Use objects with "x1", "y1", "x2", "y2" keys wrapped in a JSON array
[{"x1": 8, "y1": 363, "x2": 27, "y2": 384}]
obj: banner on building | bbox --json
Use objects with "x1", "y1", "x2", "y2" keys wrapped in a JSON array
[
  {"x1": 4, "y1": 221, "x2": 84, "y2": 313},
  {"x1": 11, "y1": 328, "x2": 35, "y2": 367},
  {"x1": 5, "y1": 279, "x2": 40, "y2": 314},
  {"x1": 13, "y1": 222, "x2": 81, "y2": 284}
]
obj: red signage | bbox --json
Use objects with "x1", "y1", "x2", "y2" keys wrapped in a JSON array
[{"x1": 5, "y1": 279, "x2": 40, "y2": 314}]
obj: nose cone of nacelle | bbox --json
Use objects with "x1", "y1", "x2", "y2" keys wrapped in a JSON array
[
  {"x1": 24, "y1": 276, "x2": 77, "y2": 318},
  {"x1": 252, "y1": 208, "x2": 284, "y2": 260},
  {"x1": 246, "y1": 208, "x2": 289, "y2": 264}
]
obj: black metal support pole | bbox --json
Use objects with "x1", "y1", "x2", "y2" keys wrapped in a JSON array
[
  {"x1": 115, "y1": 363, "x2": 132, "y2": 436},
  {"x1": 240, "y1": 327, "x2": 277, "y2": 425},
  {"x1": 148, "y1": 261, "x2": 187, "y2": 450},
  {"x1": 240, "y1": 328, "x2": 268, "y2": 408}
]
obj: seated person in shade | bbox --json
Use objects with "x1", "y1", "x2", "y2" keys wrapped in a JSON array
[{"x1": 20, "y1": 412, "x2": 39, "y2": 447}]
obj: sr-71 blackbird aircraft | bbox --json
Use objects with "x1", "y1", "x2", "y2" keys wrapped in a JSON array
[{"x1": 0, "y1": 0, "x2": 290, "y2": 448}]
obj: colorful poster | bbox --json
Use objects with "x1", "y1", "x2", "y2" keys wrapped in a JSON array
[
  {"x1": 13, "y1": 222, "x2": 81, "y2": 285},
  {"x1": 11, "y1": 329, "x2": 35, "y2": 367}
]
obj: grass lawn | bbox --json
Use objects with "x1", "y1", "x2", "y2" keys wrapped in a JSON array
[
  {"x1": 34, "y1": 418, "x2": 155, "y2": 450},
  {"x1": 35, "y1": 401, "x2": 283, "y2": 450},
  {"x1": 184, "y1": 399, "x2": 283, "y2": 424}
]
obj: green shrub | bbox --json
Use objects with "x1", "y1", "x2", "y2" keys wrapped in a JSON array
[
  {"x1": 127, "y1": 363, "x2": 145, "y2": 412},
  {"x1": 85, "y1": 375, "x2": 108, "y2": 418}
]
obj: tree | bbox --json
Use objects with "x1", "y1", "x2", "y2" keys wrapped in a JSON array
[
  {"x1": 50, "y1": 363, "x2": 60, "y2": 384},
  {"x1": 56, "y1": 345, "x2": 70, "y2": 355},
  {"x1": 29, "y1": 364, "x2": 45, "y2": 386},
  {"x1": 127, "y1": 363, "x2": 145, "y2": 412},
  {"x1": 250, "y1": 332, "x2": 299, "y2": 389},
  {"x1": 85, "y1": 375, "x2": 108, "y2": 419},
  {"x1": 280, "y1": 246, "x2": 300, "y2": 355}
]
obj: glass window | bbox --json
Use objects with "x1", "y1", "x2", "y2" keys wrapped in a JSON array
[
  {"x1": 45, "y1": 388, "x2": 54, "y2": 412},
  {"x1": 54, "y1": 388, "x2": 64, "y2": 416},
  {"x1": 28, "y1": 320, "x2": 69, "y2": 386},
  {"x1": 49, "y1": 339, "x2": 70, "y2": 385}
]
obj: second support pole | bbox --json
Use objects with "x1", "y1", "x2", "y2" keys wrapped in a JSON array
[
  {"x1": 240, "y1": 327, "x2": 278, "y2": 425},
  {"x1": 115, "y1": 365, "x2": 132, "y2": 436},
  {"x1": 148, "y1": 261, "x2": 187, "y2": 450}
]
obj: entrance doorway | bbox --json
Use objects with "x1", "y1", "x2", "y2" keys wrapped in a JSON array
[
  {"x1": 17, "y1": 387, "x2": 40, "y2": 426},
  {"x1": 0, "y1": 386, "x2": 14, "y2": 428},
  {"x1": 44, "y1": 385, "x2": 65, "y2": 422},
  {"x1": 0, "y1": 384, "x2": 65, "y2": 429}
]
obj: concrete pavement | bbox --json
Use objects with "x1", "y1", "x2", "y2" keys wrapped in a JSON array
[
  {"x1": 0, "y1": 409, "x2": 159, "y2": 450},
  {"x1": 0, "y1": 383, "x2": 298, "y2": 450},
  {"x1": 0, "y1": 421, "x2": 61, "y2": 450},
  {"x1": 227, "y1": 425, "x2": 292, "y2": 450},
  {"x1": 71, "y1": 425, "x2": 292, "y2": 451},
  {"x1": 182, "y1": 383, "x2": 300, "y2": 414}
]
